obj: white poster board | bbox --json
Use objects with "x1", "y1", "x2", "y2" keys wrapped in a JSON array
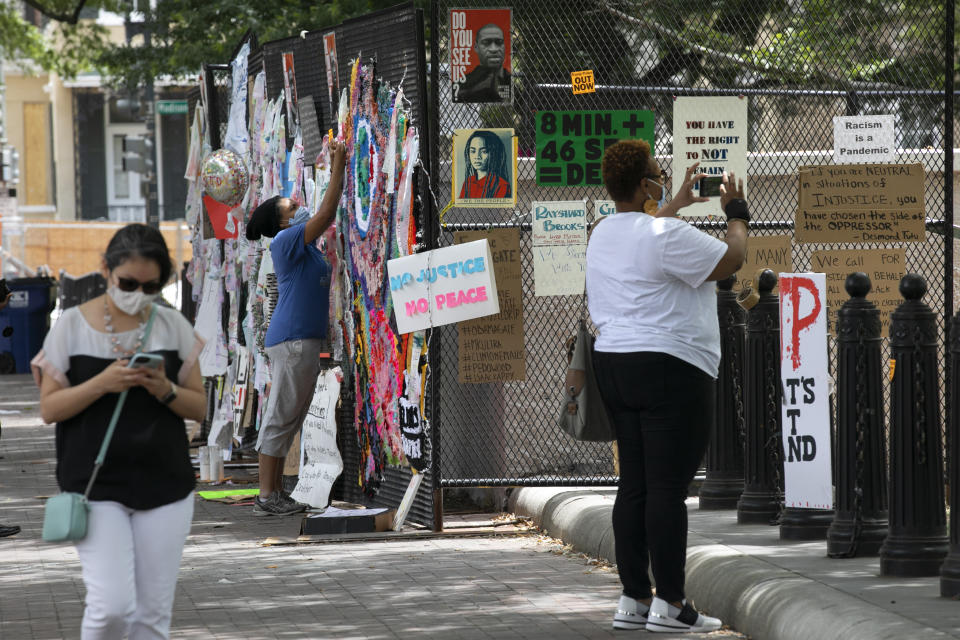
[
  {"x1": 531, "y1": 201, "x2": 587, "y2": 245},
  {"x1": 290, "y1": 367, "x2": 343, "y2": 509},
  {"x1": 779, "y1": 272, "x2": 833, "y2": 510},
  {"x1": 533, "y1": 244, "x2": 587, "y2": 296},
  {"x1": 833, "y1": 115, "x2": 895, "y2": 164},
  {"x1": 388, "y1": 239, "x2": 500, "y2": 334},
  {"x1": 672, "y1": 97, "x2": 748, "y2": 217}
]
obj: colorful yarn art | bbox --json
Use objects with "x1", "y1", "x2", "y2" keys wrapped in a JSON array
[{"x1": 338, "y1": 58, "x2": 421, "y2": 495}]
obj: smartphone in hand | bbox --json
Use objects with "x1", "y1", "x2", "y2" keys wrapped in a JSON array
[
  {"x1": 698, "y1": 176, "x2": 724, "y2": 198},
  {"x1": 127, "y1": 353, "x2": 164, "y2": 370}
]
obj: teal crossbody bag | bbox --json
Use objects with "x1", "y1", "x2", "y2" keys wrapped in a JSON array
[{"x1": 42, "y1": 305, "x2": 158, "y2": 542}]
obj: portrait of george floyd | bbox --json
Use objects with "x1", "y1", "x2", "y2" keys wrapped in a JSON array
[
  {"x1": 452, "y1": 128, "x2": 517, "y2": 207},
  {"x1": 450, "y1": 8, "x2": 512, "y2": 104}
]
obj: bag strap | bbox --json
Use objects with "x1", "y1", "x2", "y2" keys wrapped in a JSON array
[{"x1": 82, "y1": 304, "x2": 159, "y2": 498}]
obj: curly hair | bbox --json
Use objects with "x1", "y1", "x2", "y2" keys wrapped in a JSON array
[{"x1": 602, "y1": 139, "x2": 653, "y2": 202}]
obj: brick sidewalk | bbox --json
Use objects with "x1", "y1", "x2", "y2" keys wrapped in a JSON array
[{"x1": 0, "y1": 375, "x2": 746, "y2": 639}]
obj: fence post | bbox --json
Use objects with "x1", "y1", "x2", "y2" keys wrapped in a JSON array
[
  {"x1": 940, "y1": 306, "x2": 960, "y2": 593},
  {"x1": 700, "y1": 275, "x2": 745, "y2": 509},
  {"x1": 736, "y1": 269, "x2": 783, "y2": 524},
  {"x1": 827, "y1": 273, "x2": 888, "y2": 557},
  {"x1": 880, "y1": 274, "x2": 948, "y2": 576}
]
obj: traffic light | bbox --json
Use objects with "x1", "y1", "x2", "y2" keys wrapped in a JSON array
[{"x1": 122, "y1": 135, "x2": 154, "y2": 175}]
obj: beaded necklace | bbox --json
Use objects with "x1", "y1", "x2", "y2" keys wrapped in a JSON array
[{"x1": 103, "y1": 298, "x2": 147, "y2": 358}]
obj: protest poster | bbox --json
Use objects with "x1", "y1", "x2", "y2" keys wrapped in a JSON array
[
  {"x1": 290, "y1": 367, "x2": 343, "y2": 509},
  {"x1": 533, "y1": 244, "x2": 586, "y2": 297},
  {"x1": 322, "y1": 32, "x2": 339, "y2": 113},
  {"x1": 833, "y1": 115, "x2": 895, "y2": 164},
  {"x1": 455, "y1": 228, "x2": 525, "y2": 383},
  {"x1": 810, "y1": 248, "x2": 905, "y2": 337},
  {"x1": 387, "y1": 239, "x2": 500, "y2": 334},
  {"x1": 531, "y1": 201, "x2": 587, "y2": 246},
  {"x1": 672, "y1": 96, "x2": 748, "y2": 217},
  {"x1": 536, "y1": 110, "x2": 654, "y2": 187},
  {"x1": 282, "y1": 52, "x2": 298, "y2": 128},
  {"x1": 594, "y1": 200, "x2": 616, "y2": 221},
  {"x1": 450, "y1": 8, "x2": 512, "y2": 104},
  {"x1": 795, "y1": 163, "x2": 925, "y2": 244},
  {"x1": 779, "y1": 273, "x2": 832, "y2": 510},
  {"x1": 735, "y1": 235, "x2": 792, "y2": 293},
  {"x1": 452, "y1": 128, "x2": 517, "y2": 207}
]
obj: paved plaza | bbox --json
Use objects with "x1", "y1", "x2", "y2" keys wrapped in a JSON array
[{"x1": 0, "y1": 375, "x2": 744, "y2": 640}]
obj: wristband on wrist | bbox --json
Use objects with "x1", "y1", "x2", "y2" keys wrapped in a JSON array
[{"x1": 723, "y1": 198, "x2": 750, "y2": 224}]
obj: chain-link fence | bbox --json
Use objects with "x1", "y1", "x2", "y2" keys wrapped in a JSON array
[{"x1": 428, "y1": 0, "x2": 956, "y2": 487}]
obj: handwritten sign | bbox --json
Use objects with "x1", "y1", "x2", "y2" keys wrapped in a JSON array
[
  {"x1": 735, "y1": 235, "x2": 792, "y2": 293},
  {"x1": 672, "y1": 97, "x2": 748, "y2": 217},
  {"x1": 810, "y1": 248, "x2": 905, "y2": 337},
  {"x1": 779, "y1": 273, "x2": 832, "y2": 510},
  {"x1": 388, "y1": 240, "x2": 500, "y2": 334},
  {"x1": 536, "y1": 110, "x2": 654, "y2": 186},
  {"x1": 399, "y1": 397, "x2": 427, "y2": 471},
  {"x1": 833, "y1": 115, "x2": 895, "y2": 164},
  {"x1": 795, "y1": 163, "x2": 925, "y2": 244},
  {"x1": 531, "y1": 201, "x2": 587, "y2": 245},
  {"x1": 571, "y1": 70, "x2": 595, "y2": 94},
  {"x1": 533, "y1": 244, "x2": 586, "y2": 297},
  {"x1": 594, "y1": 200, "x2": 616, "y2": 220},
  {"x1": 455, "y1": 229, "x2": 525, "y2": 383},
  {"x1": 290, "y1": 367, "x2": 343, "y2": 509}
]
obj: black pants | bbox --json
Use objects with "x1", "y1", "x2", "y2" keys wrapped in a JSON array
[{"x1": 594, "y1": 350, "x2": 714, "y2": 603}]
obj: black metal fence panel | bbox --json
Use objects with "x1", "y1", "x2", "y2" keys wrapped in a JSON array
[
  {"x1": 428, "y1": 0, "x2": 955, "y2": 487},
  {"x1": 259, "y1": 4, "x2": 436, "y2": 528}
]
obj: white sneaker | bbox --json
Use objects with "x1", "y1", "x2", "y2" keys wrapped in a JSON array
[
  {"x1": 645, "y1": 597, "x2": 722, "y2": 633},
  {"x1": 612, "y1": 594, "x2": 649, "y2": 630}
]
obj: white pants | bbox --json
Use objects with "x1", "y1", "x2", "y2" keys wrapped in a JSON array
[{"x1": 75, "y1": 493, "x2": 194, "y2": 640}]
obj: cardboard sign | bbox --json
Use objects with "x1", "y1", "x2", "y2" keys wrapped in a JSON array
[
  {"x1": 536, "y1": 110, "x2": 654, "y2": 186},
  {"x1": 531, "y1": 201, "x2": 587, "y2": 246},
  {"x1": 388, "y1": 239, "x2": 500, "y2": 334},
  {"x1": 571, "y1": 70, "x2": 595, "y2": 94},
  {"x1": 795, "y1": 163, "x2": 925, "y2": 244},
  {"x1": 735, "y1": 235, "x2": 792, "y2": 293},
  {"x1": 672, "y1": 97, "x2": 749, "y2": 217},
  {"x1": 810, "y1": 248, "x2": 905, "y2": 338},
  {"x1": 533, "y1": 244, "x2": 586, "y2": 297},
  {"x1": 455, "y1": 229, "x2": 525, "y2": 383},
  {"x1": 833, "y1": 115, "x2": 895, "y2": 164},
  {"x1": 779, "y1": 273, "x2": 833, "y2": 510},
  {"x1": 452, "y1": 128, "x2": 517, "y2": 207},
  {"x1": 290, "y1": 367, "x2": 343, "y2": 509},
  {"x1": 450, "y1": 8, "x2": 512, "y2": 104}
]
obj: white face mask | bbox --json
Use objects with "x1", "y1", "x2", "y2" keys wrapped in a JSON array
[{"x1": 108, "y1": 286, "x2": 157, "y2": 316}]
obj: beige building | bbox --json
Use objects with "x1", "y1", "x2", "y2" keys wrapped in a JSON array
[{"x1": 2, "y1": 5, "x2": 192, "y2": 275}]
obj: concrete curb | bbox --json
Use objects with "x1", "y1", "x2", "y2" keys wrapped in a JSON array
[{"x1": 509, "y1": 487, "x2": 952, "y2": 640}]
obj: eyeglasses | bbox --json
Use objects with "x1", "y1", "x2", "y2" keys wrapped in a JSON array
[
  {"x1": 646, "y1": 169, "x2": 668, "y2": 183},
  {"x1": 115, "y1": 276, "x2": 163, "y2": 295}
]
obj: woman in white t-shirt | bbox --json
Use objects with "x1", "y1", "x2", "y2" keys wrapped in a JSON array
[{"x1": 586, "y1": 139, "x2": 749, "y2": 634}]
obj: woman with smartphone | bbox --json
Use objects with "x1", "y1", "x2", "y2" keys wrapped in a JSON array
[
  {"x1": 586, "y1": 140, "x2": 749, "y2": 633},
  {"x1": 31, "y1": 224, "x2": 206, "y2": 640}
]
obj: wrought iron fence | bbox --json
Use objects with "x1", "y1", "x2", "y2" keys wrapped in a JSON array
[{"x1": 428, "y1": 0, "x2": 956, "y2": 487}]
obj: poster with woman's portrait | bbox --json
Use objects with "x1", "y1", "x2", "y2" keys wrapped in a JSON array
[
  {"x1": 322, "y1": 32, "x2": 339, "y2": 113},
  {"x1": 282, "y1": 52, "x2": 298, "y2": 128},
  {"x1": 450, "y1": 8, "x2": 512, "y2": 104},
  {"x1": 452, "y1": 128, "x2": 517, "y2": 207}
]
